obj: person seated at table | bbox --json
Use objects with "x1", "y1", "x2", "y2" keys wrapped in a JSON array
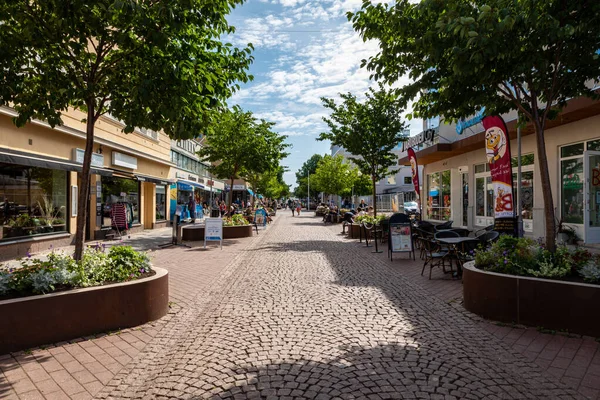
[
  {"x1": 367, "y1": 206, "x2": 374, "y2": 216},
  {"x1": 343, "y1": 209, "x2": 357, "y2": 223},
  {"x1": 324, "y1": 206, "x2": 340, "y2": 223},
  {"x1": 356, "y1": 207, "x2": 365, "y2": 216}
]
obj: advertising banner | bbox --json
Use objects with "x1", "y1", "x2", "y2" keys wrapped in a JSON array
[
  {"x1": 482, "y1": 115, "x2": 516, "y2": 236},
  {"x1": 407, "y1": 148, "x2": 420, "y2": 201}
]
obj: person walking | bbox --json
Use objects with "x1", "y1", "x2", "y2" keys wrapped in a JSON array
[
  {"x1": 296, "y1": 201, "x2": 301, "y2": 216},
  {"x1": 291, "y1": 200, "x2": 295, "y2": 217},
  {"x1": 188, "y1": 195, "x2": 196, "y2": 223}
]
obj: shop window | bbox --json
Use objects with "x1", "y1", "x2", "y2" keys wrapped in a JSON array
[
  {"x1": 511, "y1": 154, "x2": 535, "y2": 167},
  {"x1": 426, "y1": 170, "x2": 451, "y2": 221},
  {"x1": 404, "y1": 176, "x2": 412, "y2": 184},
  {"x1": 156, "y1": 185, "x2": 167, "y2": 221},
  {"x1": 588, "y1": 139, "x2": 600, "y2": 151},
  {"x1": 0, "y1": 165, "x2": 67, "y2": 240},
  {"x1": 474, "y1": 163, "x2": 490, "y2": 174},
  {"x1": 475, "y1": 177, "x2": 485, "y2": 217},
  {"x1": 101, "y1": 177, "x2": 140, "y2": 227},
  {"x1": 560, "y1": 158, "x2": 584, "y2": 224},
  {"x1": 561, "y1": 143, "x2": 584, "y2": 158},
  {"x1": 513, "y1": 171, "x2": 534, "y2": 219}
]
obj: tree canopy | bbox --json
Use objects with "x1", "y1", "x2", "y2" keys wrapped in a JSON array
[
  {"x1": 198, "y1": 107, "x2": 289, "y2": 210},
  {"x1": 294, "y1": 154, "x2": 323, "y2": 199},
  {"x1": 0, "y1": 0, "x2": 254, "y2": 259},
  {"x1": 349, "y1": 0, "x2": 600, "y2": 249},
  {"x1": 312, "y1": 155, "x2": 356, "y2": 201},
  {"x1": 318, "y1": 85, "x2": 406, "y2": 215}
]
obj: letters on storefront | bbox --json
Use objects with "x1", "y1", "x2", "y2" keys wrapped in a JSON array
[
  {"x1": 482, "y1": 115, "x2": 516, "y2": 236},
  {"x1": 401, "y1": 129, "x2": 436, "y2": 152}
]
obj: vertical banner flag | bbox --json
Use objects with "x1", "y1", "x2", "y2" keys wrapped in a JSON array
[
  {"x1": 482, "y1": 116, "x2": 516, "y2": 236},
  {"x1": 407, "y1": 148, "x2": 421, "y2": 213}
]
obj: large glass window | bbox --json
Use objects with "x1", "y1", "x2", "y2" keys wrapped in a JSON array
[
  {"x1": 426, "y1": 170, "x2": 451, "y2": 221},
  {"x1": 475, "y1": 157, "x2": 534, "y2": 223},
  {"x1": 561, "y1": 158, "x2": 584, "y2": 224},
  {"x1": 101, "y1": 177, "x2": 139, "y2": 227},
  {"x1": 156, "y1": 185, "x2": 167, "y2": 221},
  {"x1": 0, "y1": 165, "x2": 67, "y2": 240}
]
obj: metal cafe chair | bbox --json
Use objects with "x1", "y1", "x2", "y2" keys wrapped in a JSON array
[
  {"x1": 421, "y1": 238, "x2": 451, "y2": 280},
  {"x1": 477, "y1": 230, "x2": 500, "y2": 249}
]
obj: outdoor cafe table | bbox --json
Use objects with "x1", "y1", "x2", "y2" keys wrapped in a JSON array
[{"x1": 435, "y1": 237, "x2": 480, "y2": 275}]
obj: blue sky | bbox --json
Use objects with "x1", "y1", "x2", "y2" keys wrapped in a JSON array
[{"x1": 226, "y1": 0, "x2": 422, "y2": 189}]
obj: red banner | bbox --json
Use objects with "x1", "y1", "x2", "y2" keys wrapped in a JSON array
[
  {"x1": 482, "y1": 115, "x2": 516, "y2": 235},
  {"x1": 407, "y1": 148, "x2": 420, "y2": 202}
]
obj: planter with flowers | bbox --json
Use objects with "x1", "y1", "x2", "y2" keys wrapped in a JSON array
[
  {"x1": 463, "y1": 235, "x2": 600, "y2": 337},
  {"x1": 0, "y1": 245, "x2": 168, "y2": 354},
  {"x1": 182, "y1": 215, "x2": 253, "y2": 241}
]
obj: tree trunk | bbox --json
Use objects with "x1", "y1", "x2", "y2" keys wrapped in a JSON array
[
  {"x1": 372, "y1": 175, "x2": 377, "y2": 217},
  {"x1": 534, "y1": 121, "x2": 556, "y2": 252},
  {"x1": 74, "y1": 101, "x2": 95, "y2": 260},
  {"x1": 228, "y1": 176, "x2": 235, "y2": 216}
]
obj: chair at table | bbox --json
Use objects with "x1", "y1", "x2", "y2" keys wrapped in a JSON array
[
  {"x1": 434, "y1": 230, "x2": 460, "y2": 239},
  {"x1": 455, "y1": 239, "x2": 481, "y2": 272},
  {"x1": 473, "y1": 224, "x2": 495, "y2": 237},
  {"x1": 477, "y1": 230, "x2": 500, "y2": 248},
  {"x1": 414, "y1": 228, "x2": 433, "y2": 259},
  {"x1": 434, "y1": 220, "x2": 454, "y2": 231},
  {"x1": 421, "y1": 238, "x2": 451, "y2": 279},
  {"x1": 448, "y1": 228, "x2": 470, "y2": 237}
]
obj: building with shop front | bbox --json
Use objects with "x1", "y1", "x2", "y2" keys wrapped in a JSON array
[
  {"x1": 397, "y1": 94, "x2": 600, "y2": 245},
  {"x1": 0, "y1": 106, "x2": 175, "y2": 259},
  {"x1": 169, "y1": 139, "x2": 225, "y2": 220}
]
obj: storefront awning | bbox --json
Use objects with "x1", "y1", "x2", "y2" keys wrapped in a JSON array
[
  {"x1": 0, "y1": 147, "x2": 113, "y2": 176},
  {"x1": 247, "y1": 188, "x2": 254, "y2": 196},
  {"x1": 135, "y1": 173, "x2": 173, "y2": 186},
  {"x1": 177, "y1": 179, "x2": 205, "y2": 191}
]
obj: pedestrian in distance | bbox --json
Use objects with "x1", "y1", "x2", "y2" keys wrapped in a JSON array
[{"x1": 291, "y1": 201, "x2": 295, "y2": 217}]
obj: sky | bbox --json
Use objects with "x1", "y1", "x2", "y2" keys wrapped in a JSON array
[{"x1": 226, "y1": 0, "x2": 422, "y2": 190}]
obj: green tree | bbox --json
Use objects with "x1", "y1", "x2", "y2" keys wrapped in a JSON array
[
  {"x1": 349, "y1": 0, "x2": 600, "y2": 250},
  {"x1": 351, "y1": 173, "x2": 373, "y2": 197},
  {"x1": 312, "y1": 155, "x2": 356, "y2": 205},
  {"x1": 294, "y1": 154, "x2": 323, "y2": 199},
  {"x1": 319, "y1": 86, "x2": 406, "y2": 216},
  {"x1": 199, "y1": 108, "x2": 289, "y2": 212},
  {"x1": 0, "y1": 1, "x2": 253, "y2": 259}
]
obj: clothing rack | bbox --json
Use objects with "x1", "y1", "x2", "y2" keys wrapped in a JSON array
[{"x1": 110, "y1": 201, "x2": 133, "y2": 239}]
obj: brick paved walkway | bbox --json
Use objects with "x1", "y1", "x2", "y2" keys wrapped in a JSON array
[{"x1": 1, "y1": 215, "x2": 598, "y2": 399}]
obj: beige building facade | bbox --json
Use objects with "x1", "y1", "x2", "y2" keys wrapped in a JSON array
[
  {"x1": 398, "y1": 96, "x2": 600, "y2": 244},
  {"x1": 0, "y1": 106, "x2": 175, "y2": 259}
]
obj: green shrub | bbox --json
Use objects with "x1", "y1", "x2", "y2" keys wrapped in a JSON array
[
  {"x1": 475, "y1": 235, "x2": 538, "y2": 276},
  {"x1": 0, "y1": 245, "x2": 151, "y2": 297}
]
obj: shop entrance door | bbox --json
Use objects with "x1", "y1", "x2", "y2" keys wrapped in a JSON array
[{"x1": 584, "y1": 151, "x2": 600, "y2": 243}]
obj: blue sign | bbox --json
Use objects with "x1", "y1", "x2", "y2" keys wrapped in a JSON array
[
  {"x1": 254, "y1": 208, "x2": 268, "y2": 227},
  {"x1": 177, "y1": 182, "x2": 194, "y2": 191},
  {"x1": 456, "y1": 107, "x2": 486, "y2": 135}
]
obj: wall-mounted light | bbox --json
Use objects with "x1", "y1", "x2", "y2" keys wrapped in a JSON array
[{"x1": 97, "y1": 145, "x2": 103, "y2": 154}]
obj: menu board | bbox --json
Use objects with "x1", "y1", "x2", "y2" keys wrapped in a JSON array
[{"x1": 390, "y1": 222, "x2": 413, "y2": 252}]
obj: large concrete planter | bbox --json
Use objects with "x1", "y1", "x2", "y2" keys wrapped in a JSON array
[
  {"x1": 182, "y1": 225, "x2": 253, "y2": 241},
  {"x1": 463, "y1": 261, "x2": 600, "y2": 337},
  {"x1": 0, "y1": 267, "x2": 168, "y2": 354}
]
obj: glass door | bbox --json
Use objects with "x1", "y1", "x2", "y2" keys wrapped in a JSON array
[
  {"x1": 461, "y1": 173, "x2": 469, "y2": 227},
  {"x1": 584, "y1": 151, "x2": 600, "y2": 243}
]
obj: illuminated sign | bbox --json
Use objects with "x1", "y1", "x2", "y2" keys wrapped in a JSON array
[{"x1": 456, "y1": 107, "x2": 486, "y2": 135}]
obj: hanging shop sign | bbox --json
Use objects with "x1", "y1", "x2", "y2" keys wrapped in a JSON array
[
  {"x1": 482, "y1": 115, "x2": 516, "y2": 236},
  {"x1": 407, "y1": 148, "x2": 421, "y2": 206},
  {"x1": 112, "y1": 151, "x2": 138, "y2": 169},
  {"x1": 72, "y1": 148, "x2": 104, "y2": 168},
  {"x1": 456, "y1": 107, "x2": 486, "y2": 135},
  {"x1": 401, "y1": 129, "x2": 437, "y2": 152}
]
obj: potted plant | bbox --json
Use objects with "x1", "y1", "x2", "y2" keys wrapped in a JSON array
[{"x1": 557, "y1": 219, "x2": 579, "y2": 245}]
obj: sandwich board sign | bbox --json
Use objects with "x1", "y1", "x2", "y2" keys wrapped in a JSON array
[
  {"x1": 388, "y1": 213, "x2": 415, "y2": 261},
  {"x1": 204, "y1": 218, "x2": 223, "y2": 249},
  {"x1": 255, "y1": 208, "x2": 267, "y2": 227}
]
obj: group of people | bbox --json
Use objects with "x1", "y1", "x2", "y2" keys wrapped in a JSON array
[{"x1": 287, "y1": 199, "x2": 302, "y2": 216}]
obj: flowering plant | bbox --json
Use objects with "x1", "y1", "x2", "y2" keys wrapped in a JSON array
[{"x1": 0, "y1": 245, "x2": 152, "y2": 298}]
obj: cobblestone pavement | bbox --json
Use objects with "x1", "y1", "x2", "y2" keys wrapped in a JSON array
[
  {"x1": 1, "y1": 215, "x2": 598, "y2": 399},
  {"x1": 92, "y1": 215, "x2": 586, "y2": 399}
]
